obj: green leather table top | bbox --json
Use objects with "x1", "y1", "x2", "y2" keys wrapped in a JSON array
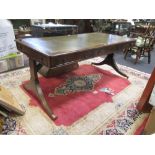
[{"x1": 17, "y1": 32, "x2": 135, "y2": 57}]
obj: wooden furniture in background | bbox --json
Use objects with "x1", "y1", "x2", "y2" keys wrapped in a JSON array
[
  {"x1": 130, "y1": 24, "x2": 155, "y2": 38},
  {"x1": 16, "y1": 33, "x2": 135, "y2": 120},
  {"x1": 133, "y1": 25, "x2": 149, "y2": 35},
  {"x1": 110, "y1": 20, "x2": 132, "y2": 36},
  {"x1": 124, "y1": 25, "x2": 155, "y2": 64},
  {"x1": 63, "y1": 19, "x2": 93, "y2": 33},
  {"x1": 31, "y1": 24, "x2": 78, "y2": 37}
]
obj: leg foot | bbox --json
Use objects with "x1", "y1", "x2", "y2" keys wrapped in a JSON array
[{"x1": 92, "y1": 54, "x2": 128, "y2": 78}]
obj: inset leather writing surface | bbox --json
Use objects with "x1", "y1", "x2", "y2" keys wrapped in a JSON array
[{"x1": 18, "y1": 33, "x2": 135, "y2": 56}]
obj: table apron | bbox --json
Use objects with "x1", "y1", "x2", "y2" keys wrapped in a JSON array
[
  {"x1": 50, "y1": 42, "x2": 133, "y2": 67},
  {"x1": 16, "y1": 42, "x2": 50, "y2": 66}
]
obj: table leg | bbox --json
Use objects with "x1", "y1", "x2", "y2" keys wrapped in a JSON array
[
  {"x1": 92, "y1": 53, "x2": 128, "y2": 78},
  {"x1": 24, "y1": 59, "x2": 57, "y2": 120}
]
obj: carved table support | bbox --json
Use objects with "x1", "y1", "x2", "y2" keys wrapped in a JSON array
[
  {"x1": 23, "y1": 59, "x2": 57, "y2": 120},
  {"x1": 92, "y1": 53, "x2": 128, "y2": 78},
  {"x1": 39, "y1": 62, "x2": 79, "y2": 77}
]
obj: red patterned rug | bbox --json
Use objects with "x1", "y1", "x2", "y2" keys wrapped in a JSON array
[
  {"x1": 22, "y1": 65, "x2": 130, "y2": 126},
  {"x1": 0, "y1": 59, "x2": 150, "y2": 135},
  {"x1": 99, "y1": 103, "x2": 149, "y2": 135}
]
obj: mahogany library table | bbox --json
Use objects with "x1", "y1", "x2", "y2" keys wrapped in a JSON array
[{"x1": 16, "y1": 32, "x2": 135, "y2": 120}]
